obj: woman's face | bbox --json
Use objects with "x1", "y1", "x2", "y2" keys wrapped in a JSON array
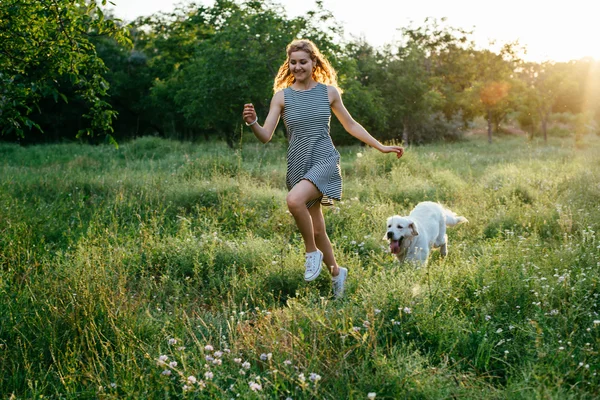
[{"x1": 288, "y1": 50, "x2": 314, "y2": 82}]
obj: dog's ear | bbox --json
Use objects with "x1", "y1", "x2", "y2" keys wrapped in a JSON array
[{"x1": 409, "y1": 222, "x2": 419, "y2": 236}]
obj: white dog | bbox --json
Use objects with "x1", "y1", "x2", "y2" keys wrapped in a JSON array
[{"x1": 384, "y1": 201, "x2": 468, "y2": 266}]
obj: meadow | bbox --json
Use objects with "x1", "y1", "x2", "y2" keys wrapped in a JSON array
[{"x1": 1, "y1": 132, "x2": 599, "y2": 399}]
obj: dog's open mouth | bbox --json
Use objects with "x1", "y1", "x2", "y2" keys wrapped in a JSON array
[{"x1": 389, "y1": 237, "x2": 404, "y2": 254}]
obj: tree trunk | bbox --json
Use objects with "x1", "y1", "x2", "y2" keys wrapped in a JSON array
[
  {"x1": 402, "y1": 118, "x2": 409, "y2": 145},
  {"x1": 542, "y1": 116, "x2": 548, "y2": 143},
  {"x1": 487, "y1": 108, "x2": 493, "y2": 144}
]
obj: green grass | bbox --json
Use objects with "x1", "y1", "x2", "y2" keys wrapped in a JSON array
[{"x1": 1, "y1": 133, "x2": 600, "y2": 399}]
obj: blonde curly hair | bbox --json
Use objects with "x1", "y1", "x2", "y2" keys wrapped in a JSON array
[{"x1": 273, "y1": 39, "x2": 341, "y2": 93}]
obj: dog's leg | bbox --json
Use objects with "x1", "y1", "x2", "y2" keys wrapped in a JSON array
[
  {"x1": 435, "y1": 222, "x2": 448, "y2": 257},
  {"x1": 440, "y1": 237, "x2": 448, "y2": 257}
]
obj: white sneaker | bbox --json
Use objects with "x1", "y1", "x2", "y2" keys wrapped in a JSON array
[
  {"x1": 332, "y1": 267, "x2": 348, "y2": 298},
  {"x1": 304, "y1": 250, "x2": 323, "y2": 281}
]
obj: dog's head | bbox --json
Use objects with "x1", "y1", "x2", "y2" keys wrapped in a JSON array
[{"x1": 383, "y1": 215, "x2": 419, "y2": 254}]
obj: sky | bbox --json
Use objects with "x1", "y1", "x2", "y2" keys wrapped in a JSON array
[{"x1": 106, "y1": 0, "x2": 599, "y2": 63}]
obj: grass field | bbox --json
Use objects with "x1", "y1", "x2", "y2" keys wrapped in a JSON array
[{"x1": 1, "y1": 132, "x2": 600, "y2": 399}]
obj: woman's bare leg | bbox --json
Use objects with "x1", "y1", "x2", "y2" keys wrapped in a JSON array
[
  {"x1": 286, "y1": 179, "x2": 322, "y2": 253},
  {"x1": 308, "y1": 202, "x2": 340, "y2": 277}
]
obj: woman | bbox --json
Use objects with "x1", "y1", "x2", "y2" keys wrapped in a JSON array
[{"x1": 242, "y1": 39, "x2": 403, "y2": 298}]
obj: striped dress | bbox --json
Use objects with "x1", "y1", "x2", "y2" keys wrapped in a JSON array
[{"x1": 282, "y1": 83, "x2": 342, "y2": 208}]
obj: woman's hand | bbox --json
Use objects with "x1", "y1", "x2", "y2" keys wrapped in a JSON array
[
  {"x1": 380, "y1": 145, "x2": 404, "y2": 158},
  {"x1": 243, "y1": 103, "x2": 257, "y2": 125}
]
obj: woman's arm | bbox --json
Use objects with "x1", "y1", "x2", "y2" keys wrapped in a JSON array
[
  {"x1": 328, "y1": 86, "x2": 404, "y2": 157},
  {"x1": 242, "y1": 90, "x2": 285, "y2": 144}
]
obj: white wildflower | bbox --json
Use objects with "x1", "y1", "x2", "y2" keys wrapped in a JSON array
[
  {"x1": 249, "y1": 381, "x2": 262, "y2": 391},
  {"x1": 157, "y1": 355, "x2": 168, "y2": 366},
  {"x1": 309, "y1": 373, "x2": 321, "y2": 382}
]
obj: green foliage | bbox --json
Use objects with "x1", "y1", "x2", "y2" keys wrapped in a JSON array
[
  {"x1": 174, "y1": 1, "x2": 293, "y2": 145},
  {"x1": 342, "y1": 18, "x2": 479, "y2": 145},
  {"x1": 120, "y1": 0, "x2": 343, "y2": 144},
  {"x1": 0, "y1": 0, "x2": 130, "y2": 140},
  {"x1": 471, "y1": 44, "x2": 523, "y2": 142},
  {"x1": 5, "y1": 2, "x2": 599, "y2": 147},
  {"x1": 1, "y1": 135, "x2": 600, "y2": 397},
  {"x1": 121, "y1": 2, "x2": 218, "y2": 139},
  {"x1": 521, "y1": 62, "x2": 577, "y2": 141},
  {"x1": 331, "y1": 40, "x2": 388, "y2": 144}
]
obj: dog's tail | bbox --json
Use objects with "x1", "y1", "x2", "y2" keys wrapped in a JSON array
[{"x1": 443, "y1": 208, "x2": 468, "y2": 227}]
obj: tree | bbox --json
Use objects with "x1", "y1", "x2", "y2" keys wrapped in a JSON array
[
  {"x1": 120, "y1": 2, "x2": 216, "y2": 139},
  {"x1": 479, "y1": 80, "x2": 510, "y2": 140},
  {"x1": 471, "y1": 43, "x2": 521, "y2": 143},
  {"x1": 373, "y1": 18, "x2": 473, "y2": 145},
  {"x1": 173, "y1": 0, "x2": 342, "y2": 146},
  {"x1": 517, "y1": 61, "x2": 578, "y2": 142},
  {"x1": 562, "y1": 58, "x2": 600, "y2": 133},
  {"x1": 379, "y1": 43, "x2": 438, "y2": 145},
  {"x1": 332, "y1": 38, "x2": 387, "y2": 144},
  {"x1": 0, "y1": 0, "x2": 130, "y2": 141},
  {"x1": 400, "y1": 18, "x2": 478, "y2": 125}
]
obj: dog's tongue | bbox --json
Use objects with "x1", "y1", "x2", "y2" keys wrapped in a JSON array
[{"x1": 390, "y1": 240, "x2": 400, "y2": 254}]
